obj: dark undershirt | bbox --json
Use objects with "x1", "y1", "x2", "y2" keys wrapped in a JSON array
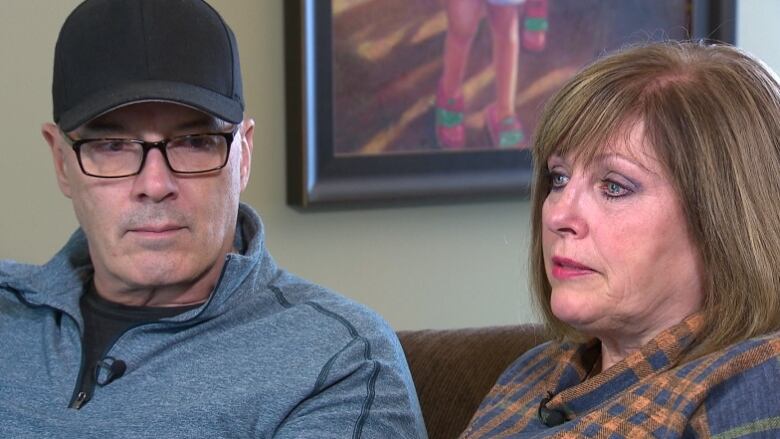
[{"x1": 76, "y1": 281, "x2": 200, "y2": 406}]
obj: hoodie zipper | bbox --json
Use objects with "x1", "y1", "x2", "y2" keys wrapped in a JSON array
[
  {"x1": 71, "y1": 391, "x2": 89, "y2": 409},
  {"x1": 67, "y1": 336, "x2": 89, "y2": 409}
]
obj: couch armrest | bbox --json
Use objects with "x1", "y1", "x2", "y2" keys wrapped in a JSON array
[{"x1": 398, "y1": 325, "x2": 546, "y2": 439}]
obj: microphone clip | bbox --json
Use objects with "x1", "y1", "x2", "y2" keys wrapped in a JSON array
[
  {"x1": 95, "y1": 357, "x2": 126, "y2": 386},
  {"x1": 538, "y1": 391, "x2": 566, "y2": 427}
]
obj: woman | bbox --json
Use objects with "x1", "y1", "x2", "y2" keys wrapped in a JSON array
[{"x1": 462, "y1": 41, "x2": 780, "y2": 438}]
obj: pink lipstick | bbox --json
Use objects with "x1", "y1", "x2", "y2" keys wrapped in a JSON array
[{"x1": 550, "y1": 256, "x2": 596, "y2": 280}]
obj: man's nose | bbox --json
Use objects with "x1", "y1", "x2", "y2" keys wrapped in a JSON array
[{"x1": 130, "y1": 148, "x2": 179, "y2": 203}]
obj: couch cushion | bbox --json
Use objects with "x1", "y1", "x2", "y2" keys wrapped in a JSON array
[{"x1": 398, "y1": 325, "x2": 546, "y2": 439}]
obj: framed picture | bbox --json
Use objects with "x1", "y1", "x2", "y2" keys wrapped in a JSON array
[{"x1": 285, "y1": 0, "x2": 735, "y2": 208}]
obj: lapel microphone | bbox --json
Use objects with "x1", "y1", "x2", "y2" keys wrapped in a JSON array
[
  {"x1": 538, "y1": 391, "x2": 566, "y2": 427},
  {"x1": 95, "y1": 357, "x2": 127, "y2": 386},
  {"x1": 539, "y1": 346, "x2": 599, "y2": 427}
]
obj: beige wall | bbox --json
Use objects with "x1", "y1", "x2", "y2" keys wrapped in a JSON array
[{"x1": 0, "y1": 0, "x2": 537, "y2": 330}]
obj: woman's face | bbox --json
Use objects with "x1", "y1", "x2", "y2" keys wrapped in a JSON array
[{"x1": 541, "y1": 122, "x2": 704, "y2": 344}]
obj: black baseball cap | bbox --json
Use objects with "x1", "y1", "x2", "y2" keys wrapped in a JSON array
[{"x1": 52, "y1": 0, "x2": 244, "y2": 132}]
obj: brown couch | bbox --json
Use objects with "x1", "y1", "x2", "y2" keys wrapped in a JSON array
[{"x1": 398, "y1": 325, "x2": 547, "y2": 439}]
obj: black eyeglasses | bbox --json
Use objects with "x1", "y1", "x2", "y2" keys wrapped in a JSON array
[{"x1": 61, "y1": 127, "x2": 238, "y2": 178}]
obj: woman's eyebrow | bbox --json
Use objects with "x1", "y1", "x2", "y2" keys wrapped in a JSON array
[{"x1": 592, "y1": 152, "x2": 658, "y2": 175}]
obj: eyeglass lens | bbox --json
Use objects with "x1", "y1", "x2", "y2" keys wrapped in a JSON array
[{"x1": 78, "y1": 134, "x2": 230, "y2": 177}]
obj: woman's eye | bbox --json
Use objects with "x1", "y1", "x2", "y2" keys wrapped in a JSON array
[
  {"x1": 602, "y1": 180, "x2": 631, "y2": 198},
  {"x1": 549, "y1": 172, "x2": 569, "y2": 190}
]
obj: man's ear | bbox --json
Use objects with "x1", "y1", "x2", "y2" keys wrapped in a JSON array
[
  {"x1": 238, "y1": 118, "x2": 254, "y2": 192},
  {"x1": 42, "y1": 123, "x2": 73, "y2": 199}
]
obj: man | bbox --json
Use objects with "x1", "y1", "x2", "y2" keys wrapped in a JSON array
[{"x1": 0, "y1": 0, "x2": 427, "y2": 437}]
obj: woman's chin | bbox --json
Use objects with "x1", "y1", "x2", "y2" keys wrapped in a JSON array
[{"x1": 550, "y1": 288, "x2": 598, "y2": 329}]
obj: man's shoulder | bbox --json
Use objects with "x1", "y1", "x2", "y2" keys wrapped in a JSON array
[
  {"x1": 0, "y1": 260, "x2": 32, "y2": 307},
  {"x1": 0, "y1": 258, "x2": 35, "y2": 278},
  {"x1": 0, "y1": 259, "x2": 42, "y2": 292},
  {"x1": 265, "y1": 270, "x2": 395, "y2": 340},
  {"x1": 0, "y1": 229, "x2": 90, "y2": 297}
]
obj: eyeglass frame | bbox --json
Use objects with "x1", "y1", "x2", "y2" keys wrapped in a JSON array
[{"x1": 60, "y1": 126, "x2": 239, "y2": 178}]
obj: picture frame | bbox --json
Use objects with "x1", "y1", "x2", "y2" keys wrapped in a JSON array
[{"x1": 284, "y1": 0, "x2": 735, "y2": 208}]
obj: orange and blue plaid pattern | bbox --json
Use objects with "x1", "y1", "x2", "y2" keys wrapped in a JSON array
[{"x1": 461, "y1": 314, "x2": 780, "y2": 438}]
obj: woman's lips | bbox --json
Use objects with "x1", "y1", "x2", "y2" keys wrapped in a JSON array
[{"x1": 550, "y1": 256, "x2": 596, "y2": 280}]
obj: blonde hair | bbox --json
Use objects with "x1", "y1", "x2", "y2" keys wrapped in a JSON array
[{"x1": 530, "y1": 41, "x2": 780, "y2": 358}]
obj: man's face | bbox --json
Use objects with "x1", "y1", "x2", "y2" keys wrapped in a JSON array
[{"x1": 43, "y1": 102, "x2": 253, "y2": 304}]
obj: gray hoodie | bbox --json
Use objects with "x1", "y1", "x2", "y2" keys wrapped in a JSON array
[{"x1": 0, "y1": 203, "x2": 427, "y2": 438}]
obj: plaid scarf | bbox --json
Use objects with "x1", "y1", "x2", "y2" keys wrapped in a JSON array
[{"x1": 462, "y1": 314, "x2": 780, "y2": 438}]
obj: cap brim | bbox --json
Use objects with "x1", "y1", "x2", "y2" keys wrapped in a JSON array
[{"x1": 56, "y1": 80, "x2": 244, "y2": 131}]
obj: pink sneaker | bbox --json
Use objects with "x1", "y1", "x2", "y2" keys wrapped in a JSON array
[
  {"x1": 435, "y1": 85, "x2": 466, "y2": 149},
  {"x1": 485, "y1": 104, "x2": 526, "y2": 149},
  {"x1": 522, "y1": 0, "x2": 548, "y2": 52}
]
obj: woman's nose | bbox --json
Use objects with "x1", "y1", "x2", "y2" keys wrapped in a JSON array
[{"x1": 542, "y1": 184, "x2": 589, "y2": 238}]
